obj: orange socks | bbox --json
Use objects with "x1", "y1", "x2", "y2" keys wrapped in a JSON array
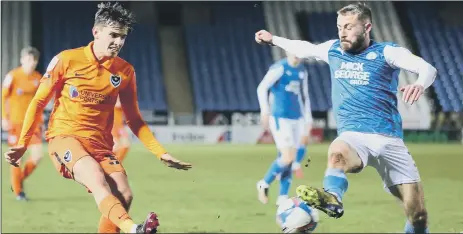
[
  {"x1": 115, "y1": 147, "x2": 129, "y2": 162},
  {"x1": 11, "y1": 165, "x2": 23, "y2": 196},
  {"x1": 22, "y1": 159, "x2": 37, "y2": 180},
  {"x1": 98, "y1": 195, "x2": 136, "y2": 233},
  {"x1": 98, "y1": 216, "x2": 120, "y2": 233}
]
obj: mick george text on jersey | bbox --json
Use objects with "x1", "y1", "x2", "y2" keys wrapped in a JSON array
[{"x1": 334, "y1": 62, "x2": 370, "y2": 86}]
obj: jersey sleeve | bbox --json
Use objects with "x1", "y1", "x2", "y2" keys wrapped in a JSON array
[
  {"x1": 18, "y1": 54, "x2": 66, "y2": 146},
  {"x1": 1, "y1": 73, "x2": 14, "y2": 119},
  {"x1": 119, "y1": 70, "x2": 167, "y2": 159},
  {"x1": 257, "y1": 64, "x2": 284, "y2": 115},
  {"x1": 301, "y1": 70, "x2": 313, "y2": 125},
  {"x1": 383, "y1": 45, "x2": 437, "y2": 89},
  {"x1": 272, "y1": 37, "x2": 336, "y2": 63}
]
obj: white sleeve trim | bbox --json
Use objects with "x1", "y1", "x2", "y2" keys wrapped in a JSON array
[
  {"x1": 383, "y1": 45, "x2": 437, "y2": 89},
  {"x1": 257, "y1": 65, "x2": 284, "y2": 115},
  {"x1": 272, "y1": 36, "x2": 336, "y2": 63}
]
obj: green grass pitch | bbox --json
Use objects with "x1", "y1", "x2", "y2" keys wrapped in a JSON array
[{"x1": 2, "y1": 143, "x2": 463, "y2": 233}]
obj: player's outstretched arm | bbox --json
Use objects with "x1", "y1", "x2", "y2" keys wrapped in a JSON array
[
  {"x1": 120, "y1": 71, "x2": 192, "y2": 170},
  {"x1": 255, "y1": 30, "x2": 335, "y2": 62},
  {"x1": 384, "y1": 46, "x2": 438, "y2": 105}
]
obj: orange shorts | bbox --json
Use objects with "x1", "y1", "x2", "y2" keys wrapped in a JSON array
[
  {"x1": 47, "y1": 135, "x2": 126, "y2": 180},
  {"x1": 8, "y1": 123, "x2": 42, "y2": 146},
  {"x1": 111, "y1": 125, "x2": 129, "y2": 143}
]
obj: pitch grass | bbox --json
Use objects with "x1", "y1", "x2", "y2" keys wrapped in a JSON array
[{"x1": 2, "y1": 143, "x2": 463, "y2": 233}]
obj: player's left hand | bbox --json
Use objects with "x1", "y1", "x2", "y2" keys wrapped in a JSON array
[
  {"x1": 400, "y1": 84, "x2": 424, "y2": 105},
  {"x1": 4, "y1": 145, "x2": 27, "y2": 167},
  {"x1": 160, "y1": 153, "x2": 192, "y2": 171}
]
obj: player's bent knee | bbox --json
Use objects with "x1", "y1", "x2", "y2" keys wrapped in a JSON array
[
  {"x1": 280, "y1": 147, "x2": 296, "y2": 165},
  {"x1": 29, "y1": 144, "x2": 44, "y2": 162},
  {"x1": 120, "y1": 187, "x2": 134, "y2": 208},
  {"x1": 327, "y1": 143, "x2": 349, "y2": 168},
  {"x1": 328, "y1": 140, "x2": 363, "y2": 172}
]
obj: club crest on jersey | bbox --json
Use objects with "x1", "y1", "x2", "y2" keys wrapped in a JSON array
[
  {"x1": 63, "y1": 150, "x2": 72, "y2": 163},
  {"x1": 110, "y1": 74, "x2": 121, "y2": 88},
  {"x1": 366, "y1": 52, "x2": 378, "y2": 60},
  {"x1": 69, "y1": 85, "x2": 79, "y2": 98}
]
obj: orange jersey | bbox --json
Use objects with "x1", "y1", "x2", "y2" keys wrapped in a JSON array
[
  {"x1": 18, "y1": 41, "x2": 167, "y2": 158},
  {"x1": 2, "y1": 67, "x2": 42, "y2": 124},
  {"x1": 113, "y1": 97, "x2": 125, "y2": 129}
]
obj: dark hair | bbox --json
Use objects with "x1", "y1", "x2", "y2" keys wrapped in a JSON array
[
  {"x1": 21, "y1": 46, "x2": 40, "y2": 60},
  {"x1": 94, "y1": 2, "x2": 136, "y2": 30},
  {"x1": 337, "y1": 2, "x2": 372, "y2": 23}
]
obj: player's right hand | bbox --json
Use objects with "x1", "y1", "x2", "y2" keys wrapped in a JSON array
[
  {"x1": 160, "y1": 153, "x2": 192, "y2": 171},
  {"x1": 255, "y1": 30, "x2": 274, "y2": 45},
  {"x1": 4, "y1": 145, "x2": 26, "y2": 167},
  {"x1": 2, "y1": 119, "x2": 9, "y2": 131},
  {"x1": 260, "y1": 114, "x2": 270, "y2": 130}
]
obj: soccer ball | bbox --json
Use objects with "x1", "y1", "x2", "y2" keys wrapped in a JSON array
[{"x1": 276, "y1": 197, "x2": 319, "y2": 233}]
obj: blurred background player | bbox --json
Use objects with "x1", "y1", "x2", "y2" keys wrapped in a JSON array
[
  {"x1": 255, "y1": 2, "x2": 437, "y2": 233},
  {"x1": 256, "y1": 52, "x2": 313, "y2": 206},
  {"x1": 2, "y1": 46, "x2": 44, "y2": 201},
  {"x1": 4, "y1": 2, "x2": 191, "y2": 234},
  {"x1": 112, "y1": 96, "x2": 131, "y2": 162}
]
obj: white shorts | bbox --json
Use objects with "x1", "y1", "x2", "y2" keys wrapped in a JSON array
[
  {"x1": 336, "y1": 131, "x2": 421, "y2": 190},
  {"x1": 269, "y1": 116, "x2": 307, "y2": 149}
]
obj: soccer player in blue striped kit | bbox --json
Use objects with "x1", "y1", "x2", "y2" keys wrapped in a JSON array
[
  {"x1": 256, "y1": 52, "x2": 313, "y2": 206},
  {"x1": 255, "y1": 2, "x2": 437, "y2": 233}
]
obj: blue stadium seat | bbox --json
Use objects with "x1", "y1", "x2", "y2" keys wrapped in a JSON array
[
  {"x1": 40, "y1": 2, "x2": 168, "y2": 111},
  {"x1": 184, "y1": 3, "x2": 272, "y2": 112},
  {"x1": 406, "y1": 3, "x2": 463, "y2": 112}
]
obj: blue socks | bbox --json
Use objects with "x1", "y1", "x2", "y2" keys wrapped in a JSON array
[
  {"x1": 323, "y1": 168, "x2": 348, "y2": 201},
  {"x1": 263, "y1": 156, "x2": 286, "y2": 185},
  {"x1": 404, "y1": 221, "x2": 429, "y2": 233},
  {"x1": 296, "y1": 147, "x2": 306, "y2": 164},
  {"x1": 279, "y1": 166, "x2": 293, "y2": 196}
]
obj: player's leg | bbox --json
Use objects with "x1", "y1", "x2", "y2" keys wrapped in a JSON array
[
  {"x1": 292, "y1": 118, "x2": 310, "y2": 178},
  {"x1": 48, "y1": 136, "x2": 157, "y2": 234},
  {"x1": 98, "y1": 171, "x2": 134, "y2": 233},
  {"x1": 22, "y1": 144, "x2": 43, "y2": 179},
  {"x1": 379, "y1": 139, "x2": 428, "y2": 233},
  {"x1": 257, "y1": 117, "x2": 297, "y2": 204},
  {"x1": 113, "y1": 128, "x2": 130, "y2": 162},
  {"x1": 389, "y1": 183, "x2": 428, "y2": 233},
  {"x1": 22, "y1": 129, "x2": 44, "y2": 180},
  {"x1": 277, "y1": 165, "x2": 292, "y2": 206},
  {"x1": 8, "y1": 126, "x2": 26, "y2": 200},
  {"x1": 297, "y1": 131, "x2": 366, "y2": 218}
]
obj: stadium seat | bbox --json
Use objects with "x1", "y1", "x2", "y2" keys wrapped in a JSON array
[
  {"x1": 40, "y1": 2, "x2": 168, "y2": 111},
  {"x1": 184, "y1": 2, "x2": 273, "y2": 112},
  {"x1": 406, "y1": 2, "x2": 463, "y2": 112}
]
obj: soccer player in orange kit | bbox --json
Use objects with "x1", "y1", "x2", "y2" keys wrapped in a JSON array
[
  {"x1": 4, "y1": 2, "x2": 192, "y2": 233},
  {"x1": 2, "y1": 46, "x2": 44, "y2": 201},
  {"x1": 112, "y1": 96, "x2": 131, "y2": 162}
]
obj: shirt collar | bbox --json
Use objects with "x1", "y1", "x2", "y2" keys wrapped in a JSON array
[{"x1": 84, "y1": 41, "x2": 115, "y2": 70}]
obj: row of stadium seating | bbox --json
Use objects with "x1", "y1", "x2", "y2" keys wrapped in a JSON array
[
  {"x1": 184, "y1": 3, "x2": 273, "y2": 111},
  {"x1": 39, "y1": 2, "x2": 168, "y2": 111},
  {"x1": 37, "y1": 2, "x2": 461, "y2": 113},
  {"x1": 406, "y1": 2, "x2": 463, "y2": 112}
]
